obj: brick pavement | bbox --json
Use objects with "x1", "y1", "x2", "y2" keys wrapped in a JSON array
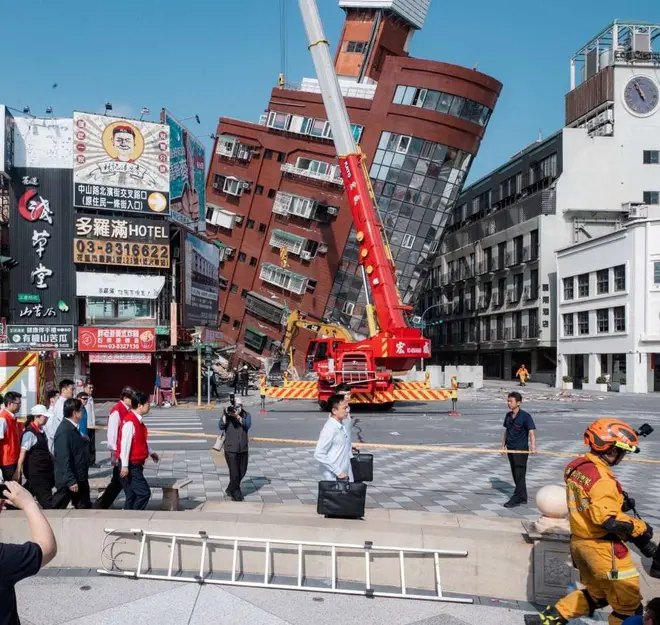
[{"x1": 91, "y1": 439, "x2": 660, "y2": 526}]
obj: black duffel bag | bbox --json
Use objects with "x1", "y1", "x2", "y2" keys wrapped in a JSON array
[
  {"x1": 317, "y1": 479, "x2": 367, "y2": 518},
  {"x1": 350, "y1": 452, "x2": 373, "y2": 483}
]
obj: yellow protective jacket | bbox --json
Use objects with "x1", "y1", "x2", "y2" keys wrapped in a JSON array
[{"x1": 564, "y1": 453, "x2": 647, "y2": 541}]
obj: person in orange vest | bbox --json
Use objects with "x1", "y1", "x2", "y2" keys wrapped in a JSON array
[
  {"x1": 117, "y1": 390, "x2": 159, "y2": 510},
  {"x1": 450, "y1": 376, "x2": 458, "y2": 413},
  {"x1": 259, "y1": 373, "x2": 267, "y2": 411},
  {"x1": 0, "y1": 392, "x2": 23, "y2": 482},
  {"x1": 516, "y1": 364, "x2": 530, "y2": 386}
]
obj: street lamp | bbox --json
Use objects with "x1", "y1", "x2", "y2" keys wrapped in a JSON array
[{"x1": 419, "y1": 303, "x2": 444, "y2": 371}]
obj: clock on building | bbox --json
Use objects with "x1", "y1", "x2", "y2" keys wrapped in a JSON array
[{"x1": 623, "y1": 76, "x2": 660, "y2": 116}]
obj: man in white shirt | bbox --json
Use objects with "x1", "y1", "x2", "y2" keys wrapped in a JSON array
[
  {"x1": 93, "y1": 386, "x2": 133, "y2": 509},
  {"x1": 83, "y1": 381, "x2": 98, "y2": 467},
  {"x1": 314, "y1": 394, "x2": 353, "y2": 482},
  {"x1": 44, "y1": 379, "x2": 74, "y2": 455},
  {"x1": 117, "y1": 391, "x2": 159, "y2": 510}
]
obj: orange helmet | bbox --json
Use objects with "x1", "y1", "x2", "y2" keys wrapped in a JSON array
[{"x1": 584, "y1": 418, "x2": 639, "y2": 453}]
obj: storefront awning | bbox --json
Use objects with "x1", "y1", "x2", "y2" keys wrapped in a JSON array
[{"x1": 76, "y1": 272, "x2": 165, "y2": 299}]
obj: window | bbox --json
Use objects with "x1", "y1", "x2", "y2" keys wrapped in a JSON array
[
  {"x1": 396, "y1": 136, "x2": 411, "y2": 153},
  {"x1": 268, "y1": 189, "x2": 276, "y2": 199},
  {"x1": 260, "y1": 263, "x2": 308, "y2": 295},
  {"x1": 563, "y1": 277, "x2": 574, "y2": 300},
  {"x1": 401, "y1": 234, "x2": 415, "y2": 249},
  {"x1": 232, "y1": 320, "x2": 240, "y2": 330},
  {"x1": 596, "y1": 309, "x2": 609, "y2": 333},
  {"x1": 342, "y1": 301, "x2": 355, "y2": 315},
  {"x1": 578, "y1": 311, "x2": 589, "y2": 335},
  {"x1": 596, "y1": 269, "x2": 609, "y2": 294},
  {"x1": 221, "y1": 314, "x2": 230, "y2": 324},
  {"x1": 655, "y1": 261, "x2": 660, "y2": 284},
  {"x1": 577, "y1": 273, "x2": 589, "y2": 297},
  {"x1": 613, "y1": 306, "x2": 626, "y2": 332},
  {"x1": 120, "y1": 301, "x2": 151, "y2": 319},
  {"x1": 643, "y1": 191, "x2": 660, "y2": 205},
  {"x1": 244, "y1": 327, "x2": 267, "y2": 353},
  {"x1": 277, "y1": 152, "x2": 285, "y2": 163},
  {"x1": 255, "y1": 185, "x2": 263, "y2": 195},
  {"x1": 346, "y1": 41, "x2": 367, "y2": 53},
  {"x1": 241, "y1": 289, "x2": 248, "y2": 298},
  {"x1": 264, "y1": 149, "x2": 273, "y2": 160},
  {"x1": 307, "y1": 279, "x2": 317, "y2": 293},
  {"x1": 250, "y1": 256, "x2": 258, "y2": 266},
  {"x1": 528, "y1": 309, "x2": 538, "y2": 335},
  {"x1": 230, "y1": 284, "x2": 238, "y2": 293},
  {"x1": 614, "y1": 265, "x2": 625, "y2": 291},
  {"x1": 246, "y1": 219, "x2": 255, "y2": 229},
  {"x1": 87, "y1": 298, "x2": 115, "y2": 319},
  {"x1": 238, "y1": 252, "x2": 246, "y2": 262},
  {"x1": 258, "y1": 223, "x2": 267, "y2": 233},
  {"x1": 295, "y1": 157, "x2": 331, "y2": 176},
  {"x1": 643, "y1": 150, "x2": 660, "y2": 164},
  {"x1": 563, "y1": 313, "x2": 574, "y2": 336},
  {"x1": 223, "y1": 176, "x2": 244, "y2": 196},
  {"x1": 267, "y1": 112, "x2": 290, "y2": 130},
  {"x1": 303, "y1": 239, "x2": 319, "y2": 258},
  {"x1": 212, "y1": 173, "x2": 226, "y2": 189}
]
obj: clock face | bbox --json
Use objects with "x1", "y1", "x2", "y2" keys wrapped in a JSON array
[{"x1": 624, "y1": 76, "x2": 660, "y2": 116}]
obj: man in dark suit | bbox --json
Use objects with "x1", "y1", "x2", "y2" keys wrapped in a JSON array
[{"x1": 52, "y1": 398, "x2": 91, "y2": 509}]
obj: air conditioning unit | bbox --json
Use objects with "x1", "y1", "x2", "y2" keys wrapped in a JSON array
[
  {"x1": 318, "y1": 244, "x2": 328, "y2": 254},
  {"x1": 225, "y1": 247, "x2": 235, "y2": 257},
  {"x1": 242, "y1": 181, "x2": 251, "y2": 190},
  {"x1": 213, "y1": 182, "x2": 221, "y2": 189},
  {"x1": 235, "y1": 215, "x2": 244, "y2": 225},
  {"x1": 326, "y1": 206, "x2": 338, "y2": 216},
  {"x1": 300, "y1": 251, "x2": 312, "y2": 260}
]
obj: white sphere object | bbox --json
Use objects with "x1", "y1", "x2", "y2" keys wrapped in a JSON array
[{"x1": 536, "y1": 485, "x2": 568, "y2": 519}]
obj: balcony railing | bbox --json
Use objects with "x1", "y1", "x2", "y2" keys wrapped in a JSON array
[
  {"x1": 280, "y1": 163, "x2": 343, "y2": 186},
  {"x1": 507, "y1": 289, "x2": 522, "y2": 304}
]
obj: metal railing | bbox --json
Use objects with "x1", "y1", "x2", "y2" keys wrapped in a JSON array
[{"x1": 281, "y1": 163, "x2": 343, "y2": 186}]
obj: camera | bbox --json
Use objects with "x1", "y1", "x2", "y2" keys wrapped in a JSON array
[{"x1": 637, "y1": 423, "x2": 654, "y2": 438}]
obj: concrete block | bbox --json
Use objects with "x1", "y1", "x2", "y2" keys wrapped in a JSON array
[{"x1": 531, "y1": 539, "x2": 575, "y2": 605}]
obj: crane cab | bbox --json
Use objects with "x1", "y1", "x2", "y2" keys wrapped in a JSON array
[{"x1": 305, "y1": 337, "x2": 347, "y2": 373}]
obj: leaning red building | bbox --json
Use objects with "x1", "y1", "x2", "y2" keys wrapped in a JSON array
[{"x1": 205, "y1": 0, "x2": 501, "y2": 371}]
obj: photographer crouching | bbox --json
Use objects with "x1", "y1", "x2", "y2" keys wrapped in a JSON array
[{"x1": 220, "y1": 397, "x2": 252, "y2": 502}]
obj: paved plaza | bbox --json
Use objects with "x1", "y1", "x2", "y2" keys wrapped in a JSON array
[
  {"x1": 90, "y1": 382, "x2": 660, "y2": 527},
  {"x1": 15, "y1": 571, "x2": 607, "y2": 625}
]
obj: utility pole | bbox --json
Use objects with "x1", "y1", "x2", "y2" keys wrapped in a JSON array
[{"x1": 419, "y1": 303, "x2": 444, "y2": 371}]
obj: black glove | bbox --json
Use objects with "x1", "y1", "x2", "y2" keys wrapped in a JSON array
[
  {"x1": 621, "y1": 491, "x2": 636, "y2": 513},
  {"x1": 632, "y1": 531, "x2": 658, "y2": 558}
]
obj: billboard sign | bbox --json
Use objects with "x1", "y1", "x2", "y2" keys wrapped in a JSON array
[
  {"x1": 73, "y1": 214, "x2": 170, "y2": 268},
  {"x1": 183, "y1": 232, "x2": 219, "y2": 327},
  {"x1": 76, "y1": 272, "x2": 165, "y2": 299},
  {"x1": 8, "y1": 168, "x2": 76, "y2": 325},
  {"x1": 73, "y1": 112, "x2": 170, "y2": 214},
  {"x1": 78, "y1": 327, "x2": 156, "y2": 352},
  {"x1": 6, "y1": 325, "x2": 74, "y2": 350},
  {"x1": 162, "y1": 110, "x2": 206, "y2": 232}
]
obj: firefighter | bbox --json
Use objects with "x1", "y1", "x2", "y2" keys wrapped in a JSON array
[{"x1": 525, "y1": 418, "x2": 655, "y2": 625}]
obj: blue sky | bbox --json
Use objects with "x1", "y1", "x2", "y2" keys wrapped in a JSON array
[{"x1": 2, "y1": 1, "x2": 659, "y2": 182}]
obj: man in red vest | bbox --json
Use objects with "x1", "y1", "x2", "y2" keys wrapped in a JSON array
[
  {"x1": 92, "y1": 386, "x2": 134, "y2": 509},
  {"x1": 0, "y1": 392, "x2": 23, "y2": 482},
  {"x1": 117, "y1": 390, "x2": 159, "y2": 510}
]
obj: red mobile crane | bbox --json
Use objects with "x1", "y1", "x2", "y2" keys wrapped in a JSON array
[{"x1": 272, "y1": 0, "x2": 449, "y2": 409}]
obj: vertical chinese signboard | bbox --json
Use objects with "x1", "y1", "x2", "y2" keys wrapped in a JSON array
[
  {"x1": 161, "y1": 109, "x2": 206, "y2": 232},
  {"x1": 72, "y1": 112, "x2": 170, "y2": 214},
  {"x1": 8, "y1": 168, "x2": 75, "y2": 326}
]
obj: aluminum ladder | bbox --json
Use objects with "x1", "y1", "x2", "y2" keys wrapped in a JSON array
[{"x1": 98, "y1": 528, "x2": 472, "y2": 603}]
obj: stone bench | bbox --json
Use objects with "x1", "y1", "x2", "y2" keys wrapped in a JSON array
[{"x1": 88, "y1": 476, "x2": 193, "y2": 511}]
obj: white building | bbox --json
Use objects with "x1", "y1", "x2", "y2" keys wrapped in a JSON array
[
  {"x1": 423, "y1": 21, "x2": 660, "y2": 387},
  {"x1": 557, "y1": 208, "x2": 660, "y2": 393}
]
